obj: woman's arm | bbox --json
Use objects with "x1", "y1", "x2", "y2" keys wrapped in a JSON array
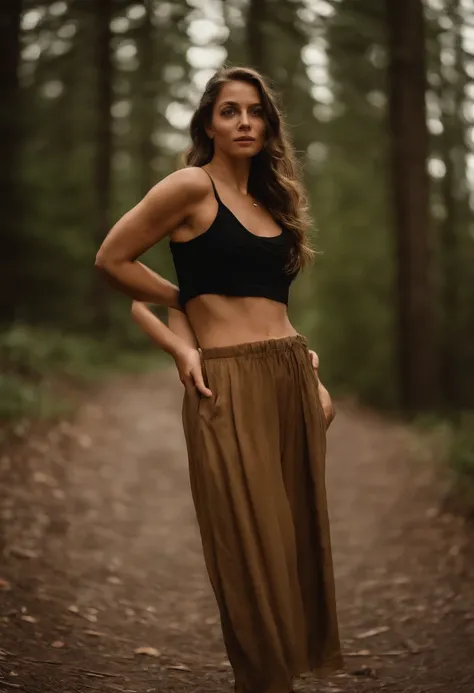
[
  {"x1": 130, "y1": 304, "x2": 198, "y2": 357},
  {"x1": 94, "y1": 165, "x2": 210, "y2": 392},
  {"x1": 131, "y1": 302, "x2": 189, "y2": 356},
  {"x1": 95, "y1": 167, "x2": 209, "y2": 308},
  {"x1": 99, "y1": 262, "x2": 181, "y2": 306},
  {"x1": 168, "y1": 307, "x2": 199, "y2": 349},
  {"x1": 131, "y1": 301, "x2": 211, "y2": 396}
]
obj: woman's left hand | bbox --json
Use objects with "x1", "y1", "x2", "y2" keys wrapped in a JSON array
[{"x1": 308, "y1": 349, "x2": 335, "y2": 429}]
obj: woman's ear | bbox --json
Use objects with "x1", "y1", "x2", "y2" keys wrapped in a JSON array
[
  {"x1": 204, "y1": 114, "x2": 214, "y2": 141},
  {"x1": 203, "y1": 121, "x2": 214, "y2": 140}
]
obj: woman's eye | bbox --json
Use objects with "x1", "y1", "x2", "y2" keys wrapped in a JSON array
[{"x1": 222, "y1": 108, "x2": 235, "y2": 116}]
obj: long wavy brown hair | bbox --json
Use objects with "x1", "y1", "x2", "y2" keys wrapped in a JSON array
[{"x1": 185, "y1": 65, "x2": 315, "y2": 272}]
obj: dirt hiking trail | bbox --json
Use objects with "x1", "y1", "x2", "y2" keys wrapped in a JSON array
[{"x1": 1, "y1": 368, "x2": 474, "y2": 693}]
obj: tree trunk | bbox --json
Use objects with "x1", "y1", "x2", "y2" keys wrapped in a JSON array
[
  {"x1": 0, "y1": 0, "x2": 22, "y2": 323},
  {"x1": 247, "y1": 0, "x2": 267, "y2": 73},
  {"x1": 137, "y1": 4, "x2": 155, "y2": 198},
  {"x1": 92, "y1": 0, "x2": 113, "y2": 328},
  {"x1": 386, "y1": 0, "x2": 439, "y2": 411},
  {"x1": 438, "y1": 0, "x2": 467, "y2": 409}
]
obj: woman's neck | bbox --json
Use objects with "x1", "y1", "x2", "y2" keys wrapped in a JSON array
[{"x1": 206, "y1": 153, "x2": 251, "y2": 196}]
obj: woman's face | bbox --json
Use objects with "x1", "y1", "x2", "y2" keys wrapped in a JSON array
[{"x1": 207, "y1": 80, "x2": 266, "y2": 158}]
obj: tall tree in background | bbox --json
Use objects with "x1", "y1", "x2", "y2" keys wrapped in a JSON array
[
  {"x1": 4, "y1": 0, "x2": 473, "y2": 411},
  {"x1": 436, "y1": 0, "x2": 469, "y2": 408},
  {"x1": 316, "y1": 0, "x2": 396, "y2": 407},
  {"x1": 386, "y1": 0, "x2": 438, "y2": 411},
  {"x1": 247, "y1": 0, "x2": 267, "y2": 72},
  {"x1": 92, "y1": 0, "x2": 114, "y2": 327},
  {"x1": 0, "y1": 0, "x2": 22, "y2": 323},
  {"x1": 136, "y1": 2, "x2": 155, "y2": 198}
]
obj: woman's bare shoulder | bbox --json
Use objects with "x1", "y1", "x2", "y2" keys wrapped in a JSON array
[{"x1": 148, "y1": 166, "x2": 211, "y2": 204}]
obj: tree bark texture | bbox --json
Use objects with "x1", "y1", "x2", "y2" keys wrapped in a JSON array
[
  {"x1": 0, "y1": 0, "x2": 22, "y2": 322},
  {"x1": 386, "y1": 0, "x2": 439, "y2": 411}
]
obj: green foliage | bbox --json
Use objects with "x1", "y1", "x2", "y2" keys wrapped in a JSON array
[
  {"x1": 0, "y1": 373, "x2": 72, "y2": 421},
  {"x1": 0, "y1": 324, "x2": 165, "y2": 421},
  {"x1": 414, "y1": 412, "x2": 474, "y2": 510},
  {"x1": 301, "y1": 0, "x2": 397, "y2": 407},
  {"x1": 2, "y1": 0, "x2": 473, "y2": 420},
  {"x1": 447, "y1": 413, "x2": 474, "y2": 488},
  {"x1": 2, "y1": 324, "x2": 111, "y2": 380}
]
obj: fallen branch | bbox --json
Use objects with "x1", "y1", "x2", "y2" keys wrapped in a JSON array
[
  {"x1": 346, "y1": 650, "x2": 407, "y2": 657},
  {"x1": 75, "y1": 668, "x2": 122, "y2": 678},
  {"x1": 20, "y1": 659, "x2": 63, "y2": 666},
  {"x1": 0, "y1": 657, "x2": 124, "y2": 678}
]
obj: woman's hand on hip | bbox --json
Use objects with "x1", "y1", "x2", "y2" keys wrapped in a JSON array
[
  {"x1": 318, "y1": 381, "x2": 335, "y2": 429},
  {"x1": 173, "y1": 346, "x2": 212, "y2": 398},
  {"x1": 308, "y1": 349, "x2": 335, "y2": 429}
]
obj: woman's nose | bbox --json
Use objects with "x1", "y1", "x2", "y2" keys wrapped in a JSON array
[{"x1": 239, "y1": 112, "x2": 250, "y2": 127}]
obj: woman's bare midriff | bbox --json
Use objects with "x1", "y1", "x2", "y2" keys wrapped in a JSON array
[{"x1": 185, "y1": 294, "x2": 299, "y2": 349}]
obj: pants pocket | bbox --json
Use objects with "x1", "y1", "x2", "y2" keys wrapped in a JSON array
[{"x1": 197, "y1": 357, "x2": 220, "y2": 421}]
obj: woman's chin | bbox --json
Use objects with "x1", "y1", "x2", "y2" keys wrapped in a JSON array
[{"x1": 229, "y1": 147, "x2": 262, "y2": 159}]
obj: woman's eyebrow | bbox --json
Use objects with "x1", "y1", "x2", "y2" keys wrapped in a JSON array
[{"x1": 218, "y1": 101, "x2": 262, "y2": 108}]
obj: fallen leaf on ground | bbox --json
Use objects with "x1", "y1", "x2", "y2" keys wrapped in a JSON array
[
  {"x1": 0, "y1": 578, "x2": 11, "y2": 591},
  {"x1": 20, "y1": 615, "x2": 37, "y2": 624},
  {"x1": 67, "y1": 605, "x2": 80, "y2": 614},
  {"x1": 133, "y1": 646, "x2": 160, "y2": 657},
  {"x1": 381, "y1": 650, "x2": 406, "y2": 656},
  {"x1": 107, "y1": 576, "x2": 121, "y2": 585},
  {"x1": 10, "y1": 547, "x2": 39, "y2": 560},
  {"x1": 84, "y1": 629, "x2": 106, "y2": 637},
  {"x1": 51, "y1": 640, "x2": 65, "y2": 648},
  {"x1": 78, "y1": 434, "x2": 92, "y2": 449},
  {"x1": 166, "y1": 664, "x2": 191, "y2": 671},
  {"x1": 402, "y1": 638, "x2": 421, "y2": 654},
  {"x1": 33, "y1": 471, "x2": 54, "y2": 484},
  {"x1": 356, "y1": 626, "x2": 389, "y2": 639},
  {"x1": 392, "y1": 575, "x2": 411, "y2": 585},
  {"x1": 351, "y1": 665, "x2": 378, "y2": 678},
  {"x1": 346, "y1": 649, "x2": 371, "y2": 656}
]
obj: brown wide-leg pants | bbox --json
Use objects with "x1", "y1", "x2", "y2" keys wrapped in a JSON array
[{"x1": 182, "y1": 335, "x2": 343, "y2": 693}]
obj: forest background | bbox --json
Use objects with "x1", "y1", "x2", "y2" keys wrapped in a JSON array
[{"x1": 2, "y1": 0, "x2": 473, "y2": 499}]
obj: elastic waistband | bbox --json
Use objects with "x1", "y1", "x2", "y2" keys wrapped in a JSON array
[{"x1": 200, "y1": 334, "x2": 308, "y2": 360}]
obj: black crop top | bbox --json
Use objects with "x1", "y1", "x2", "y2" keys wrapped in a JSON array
[{"x1": 169, "y1": 169, "x2": 298, "y2": 308}]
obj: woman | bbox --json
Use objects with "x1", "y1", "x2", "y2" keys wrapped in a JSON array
[{"x1": 95, "y1": 66, "x2": 343, "y2": 693}]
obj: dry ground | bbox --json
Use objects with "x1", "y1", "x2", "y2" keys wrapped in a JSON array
[{"x1": 1, "y1": 369, "x2": 473, "y2": 693}]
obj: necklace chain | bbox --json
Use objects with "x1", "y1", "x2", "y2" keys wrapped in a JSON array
[{"x1": 247, "y1": 193, "x2": 258, "y2": 208}]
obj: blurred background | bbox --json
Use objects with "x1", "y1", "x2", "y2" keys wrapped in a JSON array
[
  {"x1": 1, "y1": 0, "x2": 473, "y2": 479},
  {"x1": 1, "y1": 7, "x2": 474, "y2": 688}
]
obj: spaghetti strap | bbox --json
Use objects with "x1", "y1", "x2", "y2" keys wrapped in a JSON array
[{"x1": 200, "y1": 167, "x2": 221, "y2": 203}]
